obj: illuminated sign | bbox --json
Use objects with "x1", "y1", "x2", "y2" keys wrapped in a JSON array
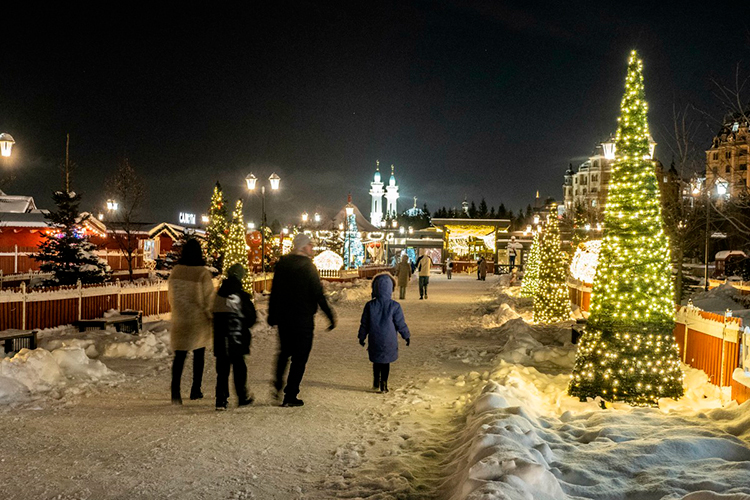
[{"x1": 179, "y1": 212, "x2": 196, "y2": 225}]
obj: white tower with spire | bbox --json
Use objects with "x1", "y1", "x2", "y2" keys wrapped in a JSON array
[
  {"x1": 385, "y1": 164, "x2": 399, "y2": 218},
  {"x1": 369, "y1": 160, "x2": 385, "y2": 227}
]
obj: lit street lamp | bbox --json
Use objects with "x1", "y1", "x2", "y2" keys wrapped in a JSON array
[
  {"x1": 301, "y1": 212, "x2": 309, "y2": 223},
  {"x1": 107, "y1": 199, "x2": 119, "y2": 211},
  {"x1": 245, "y1": 172, "x2": 280, "y2": 275},
  {"x1": 0, "y1": 133, "x2": 15, "y2": 157}
]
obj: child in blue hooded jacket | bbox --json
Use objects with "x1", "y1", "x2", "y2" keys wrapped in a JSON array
[{"x1": 358, "y1": 273, "x2": 411, "y2": 393}]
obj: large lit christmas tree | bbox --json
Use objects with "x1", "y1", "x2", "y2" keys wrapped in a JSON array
[
  {"x1": 533, "y1": 209, "x2": 570, "y2": 323},
  {"x1": 205, "y1": 182, "x2": 228, "y2": 272},
  {"x1": 520, "y1": 230, "x2": 541, "y2": 297},
  {"x1": 223, "y1": 200, "x2": 253, "y2": 291},
  {"x1": 569, "y1": 51, "x2": 683, "y2": 406}
]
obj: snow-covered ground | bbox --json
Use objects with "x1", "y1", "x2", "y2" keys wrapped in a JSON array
[{"x1": 0, "y1": 275, "x2": 748, "y2": 499}]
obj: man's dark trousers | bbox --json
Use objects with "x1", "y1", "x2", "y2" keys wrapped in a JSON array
[
  {"x1": 509, "y1": 255, "x2": 516, "y2": 272},
  {"x1": 275, "y1": 326, "x2": 314, "y2": 398}
]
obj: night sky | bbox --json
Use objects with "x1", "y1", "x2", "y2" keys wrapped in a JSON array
[{"x1": 1, "y1": 3, "x2": 748, "y2": 225}]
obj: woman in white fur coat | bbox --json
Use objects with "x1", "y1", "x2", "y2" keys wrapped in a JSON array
[{"x1": 168, "y1": 239, "x2": 215, "y2": 404}]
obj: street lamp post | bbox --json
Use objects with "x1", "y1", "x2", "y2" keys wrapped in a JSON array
[{"x1": 245, "y1": 173, "x2": 280, "y2": 277}]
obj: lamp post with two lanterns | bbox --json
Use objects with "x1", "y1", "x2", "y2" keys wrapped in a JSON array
[
  {"x1": 245, "y1": 173, "x2": 280, "y2": 275},
  {"x1": 692, "y1": 173, "x2": 730, "y2": 291}
]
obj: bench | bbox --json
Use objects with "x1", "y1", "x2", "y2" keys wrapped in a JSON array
[
  {"x1": 76, "y1": 310, "x2": 142, "y2": 334},
  {"x1": 0, "y1": 329, "x2": 38, "y2": 354}
]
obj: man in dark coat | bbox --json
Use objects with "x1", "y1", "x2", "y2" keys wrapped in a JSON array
[
  {"x1": 268, "y1": 234, "x2": 336, "y2": 407},
  {"x1": 213, "y1": 263, "x2": 256, "y2": 410}
]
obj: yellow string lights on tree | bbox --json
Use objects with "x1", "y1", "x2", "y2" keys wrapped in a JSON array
[
  {"x1": 223, "y1": 199, "x2": 253, "y2": 291},
  {"x1": 533, "y1": 207, "x2": 570, "y2": 323},
  {"x1": 568, "y1": 51, "x2": 684, "y2": 406},
  {"x1": 521, "y1": 229, "x2": 542, "y2": 298}
]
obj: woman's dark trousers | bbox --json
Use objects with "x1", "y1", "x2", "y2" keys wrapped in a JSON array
[{"x1": 171, "y1": 348, "x2": 205, "y2": 400}]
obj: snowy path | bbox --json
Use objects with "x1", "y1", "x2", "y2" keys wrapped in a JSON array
[{"x1": 0, "y1": 274, "x2": 501, "y2": 500}]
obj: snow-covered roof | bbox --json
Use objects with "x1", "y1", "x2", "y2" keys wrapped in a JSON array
[
  {"x1": 715, "y1": 250, "x2": 747, "y2": 261},
  {"x1": 0, "y1": 193, "x2": 39, "y2": 213},
  {"x1": 0, "y1": 212, "x2": 49, "y2": 228},
  {"x1": 333, "y1": 204, "x2": 378, "y2": 232}
]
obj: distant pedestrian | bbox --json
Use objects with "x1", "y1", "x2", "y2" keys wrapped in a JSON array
[
  {"x1": 168, "y1": 239, "x2": 215, "y2": 405},
  {"x1": 445, "y1": 257, "x2": 453, "y2": 279},
  {"x1": 268, "y1": 234, "x2": 336, "y2": 407},
  {"x1": 417, "y1": 252, "x2": 432, "y2": 299},
  {"x1": 479, "y1": 257, "x2": 487, "y2": 281},
  {"x1": 358, "y1": 273, "x2": 410, "y2": 393},
  {"x1": 477, "y1": 257, "x2": 482, "y2": 280},
  {"x1": 507, "y1": 236, "x2": 522, "y2": 272},
  {"x1": 395, "y1": 254, "x2": 412, "y2": 300},
  {"x1": 212, "y1": 264, "x2": 256, "y2": 410}
]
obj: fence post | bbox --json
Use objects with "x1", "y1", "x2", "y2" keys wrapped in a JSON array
[
  {"x1": 720, "y1": 310, "x2": 729, "y2": 386},
  {"x1": 21, "y1": 282, "x2": 27, "y2": 330},
  {"x1": 14, "y1": 244, "x2": 18, "y2": 274},
  {"x1": 156, "y1": 281, "x2": 161, "y2": 318},
  {"x1": 117, "y1": 279, "x2": 122, "y2": 310},
  {"x1": 77, "y1": 279, "x2": 83, "y2": 321}
]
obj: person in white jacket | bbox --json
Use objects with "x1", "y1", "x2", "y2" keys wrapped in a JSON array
[
  {"x1": 168, "y1": 239, "x2": 215, "y2": 405},
  {"x1": 417, "y1": 251, "x2": 432, "y2": 299}
]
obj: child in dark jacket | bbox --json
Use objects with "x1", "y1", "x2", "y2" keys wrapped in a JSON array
[
  {"x1": 358, "y1": 273, "x2": 410, "y2": 393},
  {"x1": 213, "y1": 264, "x2": 257, "y2": 410}
]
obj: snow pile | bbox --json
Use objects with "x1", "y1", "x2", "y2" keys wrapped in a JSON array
[
  {"x1": 102, "y1": 330, "x2": 170, "y2": 359},
  {"x1": 325, "y1": 279, "x2": 372, "y2": 305},
  {"x1": 445, "y1": 359, "x2": 750, "y2": 500},
  {"x1": 40, "y1": 325, "x2": 172, "y2": 361},
  {"x1": 481, "y1": 303, "x2": 521, "y2": 328},
  {"x1": 0, "y1": 347, "x2": 116, "y2": 406},
  {"x1": 687, "y1": 283, "x2": 750, "y2": 322}
]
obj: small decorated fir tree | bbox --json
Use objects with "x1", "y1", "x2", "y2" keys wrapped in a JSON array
[
  {"x1": 520, "y1": 230, "x2": 541, "y2": 297},
  {"x1": 222, "y1": 200, "x2": 253, "y2": 291},
  {"x1": 34, "y1": 191, "x2": 111, "y2": 285},
  {"x1": 343, "y1": 213, "x2": 364, "y2": 268},
  {"x1": 568, "y1": 51, "x2": 683, "y2": 406},
  {"x1": 205, "y1": 182, "x2": 228, "y2": 273},
  {"x1": 533, "y1": 209, "x2": 570, "y2": 323}
]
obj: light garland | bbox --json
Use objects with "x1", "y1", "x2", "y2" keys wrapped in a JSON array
[
  {"x1": 568, "y1": 51, "x2": 684, "y2": 406},
  {"x1": 222, "y1": 200, "x2": 253, "y2": 291},
  {"x1": 533, "y1": 209, "x2": 570, "y2": 323},
  {"x1": 205, "y1": 183, "x2": 228, "y2": 272},
  {"x1": 313, "y1": 250, "x2": 344, "y2": 271},
  {"x1": 570, "y1": 240, "x2": 602, "y2": 284},
  {"x1": 520, "y1": 230, "x2": 542, "y2": 297}
]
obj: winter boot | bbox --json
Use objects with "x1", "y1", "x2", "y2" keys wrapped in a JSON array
[
  {"x1": 379, "y1": 381, "x2": 389, "y2": 394},
  {"x1": 282, "y1": 397, "x2": 304, "y2": 407},
  {"x1": 189, "y1": 388, "x2": 204, "y2": 400}
]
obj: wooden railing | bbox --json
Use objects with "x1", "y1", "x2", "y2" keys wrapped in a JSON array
[{"x1": 0, "y1": 274, "x2": 274, "y2": 331}]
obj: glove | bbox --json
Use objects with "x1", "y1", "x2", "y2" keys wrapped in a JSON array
[
  {"x1": 405, "y1": 338, "x2": 410, "y2": 346},
  {"x1": 359, "y1": 339, "x2": 365, "y2": 347}
]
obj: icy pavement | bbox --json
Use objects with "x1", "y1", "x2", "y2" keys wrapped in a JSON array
[{"x1": 1, "y1": 275, "x2": 749, "y2": 499}]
